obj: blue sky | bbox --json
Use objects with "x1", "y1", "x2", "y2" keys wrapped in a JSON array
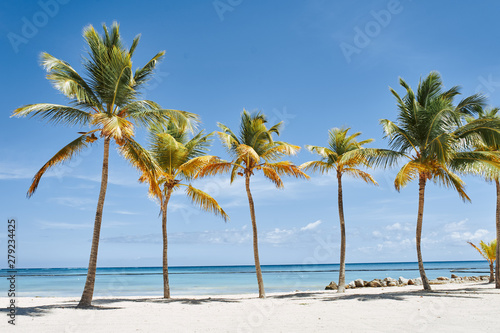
[{"x1": 1, "y1": 0, "x2": 500, "y2": 268}]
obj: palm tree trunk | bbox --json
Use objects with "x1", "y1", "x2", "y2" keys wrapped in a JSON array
[
  {"x1": 416, "y1": 175, "x2": 431, "y2": 291},
  {"x1": 78, "y1": 137, "x2": 110, "y2": 308},
  {"x1": 245, "y1": 173, "x2": 265, "y2": 298},
  {"x1": 162, "y1": 187, "x2": 173, "y2": 298},
  {"x1": 337, "y1": 172, "x2": 346, "y2": 293},
  {"x1": 496, "y1": 179, "x2": 499, "y2": 288},
  {"x1": 489, "y1": 261, "x2": 494, "y2": 283}
]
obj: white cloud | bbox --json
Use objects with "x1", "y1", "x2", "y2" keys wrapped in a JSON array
[
  {"x1": 113, "y1": 210, "x2": 138, "y2": 215},
  {"x1": 385, "y1": 222, "x2": 412, "y2": 231},
  {"x1": 450, "y1": 229, "x2": 489, "y2": 242},
  {"x1": 263, "y1": 228, "x2": 295, "y2": 244},
  {"x1": 0, "y1": 163, "x2": 36, "y2": 180},
  {"x1": 39, "y1": 221, "x2": 92, "y2": 230},
  {"x1": 444, "y1": 219, "x2": 468, "y2": 232},
  {"x1": 301, "y1": 220, "x2": 322, "y2": 231},
  {"x1": 49, "y1": 197, "x2": 95, "y2": 209},
  {"x1": 102, "y1": 222, "x2": 331, "y2": 247},
  {"x1": 385, "y1": 222, "x2": 401, "y2": 230},
  {"x1": 74, "y1": 174, "x2": 144, "y2": 187}
]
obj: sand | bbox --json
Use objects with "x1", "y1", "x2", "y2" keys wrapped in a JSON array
[{"x1": 1, "y1": 282, "x2": 499, "y2": 332}]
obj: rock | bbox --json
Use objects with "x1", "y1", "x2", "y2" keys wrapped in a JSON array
[
  {"x1": 437, "y1": 276, "x2": 449, "y2": 281},
  {"x1": 383, "y1": 277, "x2": 396, "y2": 287},
  {"x1": 354, "y1": 279, "x2": 365, "y2": 288},
  {"x1": 364, "y1": 280, "x2": 370, "y2": 287},
  {"x1": 429, "y1": 279, "x2": 448, "y2": 285},
  {"x1": 451, "y1": 274, "x2": 458, "y2": 279},
  {"x1": 398, "y1": 277, "x2": 409, "y2": 285},
  {"x1": 480, "y1": 276, "x2": 489, "y2": 281},
  {"x1": 409, "y1": 278, "x2": 422, "y2": 286},
  {"x1": 367, "y1": 280, "x2": 382, "y2": 287},
  {"x1": 348, "y1": 281, "x2": 356, "y2": 288},
  {"x1": 381, "y1": 280, "x2": 388, "y2": 287},
  {"x1": 325, "y1": 281, "x2": 338, "y2": 290}
]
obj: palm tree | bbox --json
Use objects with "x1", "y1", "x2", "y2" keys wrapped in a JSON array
[
  {"x1": 300, "y1": 128, "x2": 378, "y2": 293},
  {"x1": 195, "y1": 110, "x2": 309, "y2": 298},
  {"x1": 462, "y1": 108, "x2": 500, "y2": 288},
  {"x1": 369, "y1": 71, "x2": 500, "y2": 290},
  {"x1": 468, "y1": 240, "x2": 497, "y2": 282},
  {"x1": 124, "y1": 121, "x2": 228, "y2": 298},
  {"x1": 11, "y1": 23, "x2": 196, "y2": 307}
]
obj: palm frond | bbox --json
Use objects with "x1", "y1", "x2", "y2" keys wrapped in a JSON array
[
  {"x1": 394, "y1": 161, "x2": 422, "y2": 192},
  {"x1": 195, "y1": 161, "x2": 237, "y2": 179},
  {"x1": 230, "y1": 161, "x2": 243, "y2": 183},
  {"x1": 236, "y1": 144, "x2": 260, "y2": 164},
  {"x1": 380, "y1": 119, "x2": 417, "y2": 154},
  {"x1": 260, "y1": 142, "x2": 300, "y2": 162},
  {"x1": 449, "y1": 151, "x2": 500, "y2": 181},
  {"x1": 455, "y1": 94, "x2": 487, "y2": 116},
  {"x1": 360, "y1": 148, "x2": 405, "y2": 169},
  {"x1": 259, "y1": 165, "x2": 284, "y2": 188},
  {"x1": 179, "y1": 155, "x2": 219, "y2": 179},
  {"x1": 299, "y1": 160, "x2": 334, "y2": 174},
  {"x1": 185, "y1": 185, "x2": 229, "y2": 221},
  {"x1": 431, "y1": 167, "x2": 470, "y2": 202},
  {"x1": 12, "y1": 103, "x2": 92, "y2": 126},
  {"x1": 118, "y1": 138, "x2": 162, "y2": 199},
  {"x1": 27, "y1": 132, "x2": 95, "y2": 196},
  {"x1": 185, "y1": 131, "x2": 213, "y2": 160},
  {"x1": 133, "y1": 51, "x2": 165, "y2": 88},
  {"x1": 468, "y1": 241, "x2": 488, "y2": 260},
  {"x1": 263, "y1": 161, "x2": 310, "y2": 179},
  {"x1": 217, "y1": 130, "x2": 239, "y2": 151},
  {"x1": 480, "y1": 240, "x2": 497, "y2": 261},
  {"x1": 343, "y1": 168, "x2": 378, "y2": 185},
  {"x1": 91, "y1": 113, "x2": 134, "y2": 143},
  {"x1": 40, "y1": 52, "x2": 100, "y2": 107},
  {"x1": 305, "y1": 145, "x2": 337, "y2": 160}
]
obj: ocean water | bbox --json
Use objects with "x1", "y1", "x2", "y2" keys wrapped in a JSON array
[{"x1": 0, "y1": 261, "x2": 490, "y2": 297}]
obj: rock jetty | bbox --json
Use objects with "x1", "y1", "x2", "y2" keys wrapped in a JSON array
[{"x1": 325, "y1": 275, "x2": 490, "y2": 290}]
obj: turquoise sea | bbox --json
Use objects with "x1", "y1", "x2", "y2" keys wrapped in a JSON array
[{"x1": 0, "y1": 261, "x2": 490, "y2": 297}]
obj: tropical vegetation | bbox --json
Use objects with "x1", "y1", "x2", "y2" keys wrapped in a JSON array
[
  {"x1": 12, "y1": 21, "x2": 500, "y2": 301},
  {"x1": 124, "y1": 121, "x2": 228, "y2": 298},
  {"x1": 11, "y1": 23, "x2": 196, "y2": 307},
  {"x1": 462, "y1": 108, "x2": 500, "y2": 288},
  {"x1": 367, "y1": 71, "x2": 500, "y2": 290},
  {"x1": 300, "y1": 128, "x2": 378, "y2": 293},
  {"x1": 467, "y1": 240, "x2": 497, "y2": 282},
  {"x1": 194, "y1": 110, "x2": 309, "y2": 298}
]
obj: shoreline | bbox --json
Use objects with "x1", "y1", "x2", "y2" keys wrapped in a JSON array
[{"x1": 2, "y1": 282, "x2": 499, "y2": 332}]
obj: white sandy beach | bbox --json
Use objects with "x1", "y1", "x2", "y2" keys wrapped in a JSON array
[{"x1": 1, "y1": 282, "x2": 499, "y2": 332}]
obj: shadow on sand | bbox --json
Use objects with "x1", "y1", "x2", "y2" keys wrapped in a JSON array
[
  {"x1": 1, "y1": 284, "x2": 495, "y2": 318},
  {"x1": 0, "y1": 296, "x2": 239, "y2": 317},
  {"x1": 270, "y1": 284, "x2": 494, "y2": 303}
]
